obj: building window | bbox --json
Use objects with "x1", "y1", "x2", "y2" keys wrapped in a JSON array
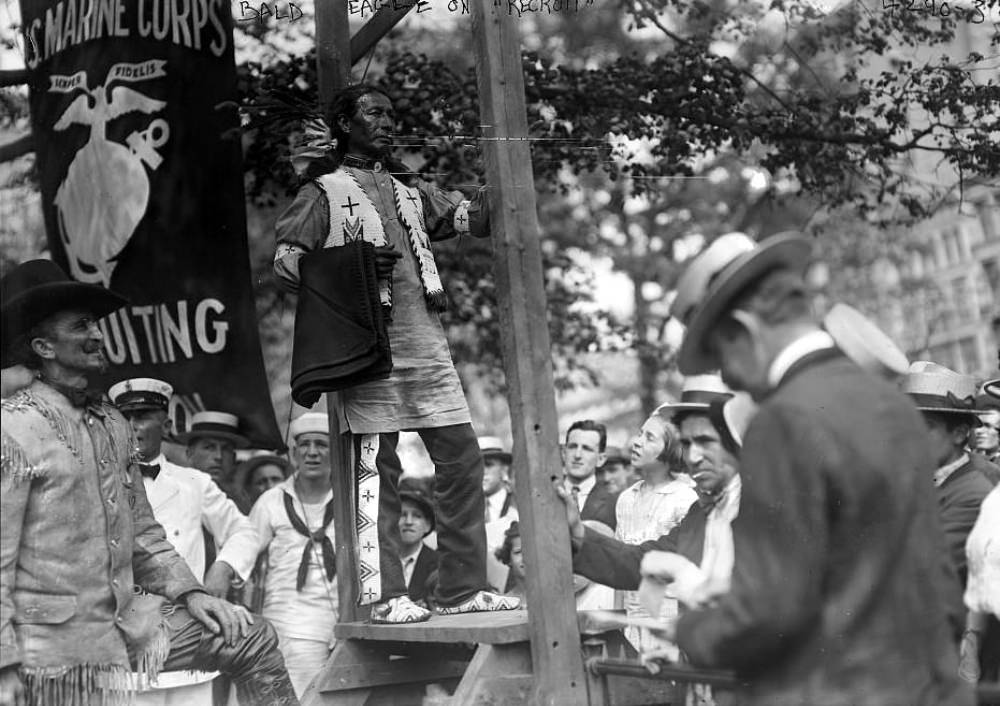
[{"x1": 958, "y1": 337, "x2": 979, "y2": 374}]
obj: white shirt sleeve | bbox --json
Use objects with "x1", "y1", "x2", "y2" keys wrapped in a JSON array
[{"x1": 201, "y1": 475, "x2": 260, "y2": 581}]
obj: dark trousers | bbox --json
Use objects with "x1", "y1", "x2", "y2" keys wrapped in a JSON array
[
  {"x1": 156, "y1": 608, "x2": 299, "y2": 706},
  {"x1": 368, "y1": 422, "x2": 489, "y2": 606}
]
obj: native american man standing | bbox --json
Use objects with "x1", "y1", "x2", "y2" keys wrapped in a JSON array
[{"x1": 274, "y1": 84, "x2": 520, "y2": 624}]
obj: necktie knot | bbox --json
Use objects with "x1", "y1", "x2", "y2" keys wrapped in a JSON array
[{"x1": 138, "y1": 463, "x2": 160, "y2": 480}]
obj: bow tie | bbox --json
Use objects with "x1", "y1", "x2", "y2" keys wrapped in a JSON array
[{"x1": 138, "y1": 463, "x2": 161, "y2": 480}]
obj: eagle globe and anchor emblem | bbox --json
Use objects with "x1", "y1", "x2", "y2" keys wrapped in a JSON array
[{"x1": 49, "y1": 60, "x2": 170, "y2": 286}]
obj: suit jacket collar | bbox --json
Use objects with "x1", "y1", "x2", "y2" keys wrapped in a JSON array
[{"x1": 771, "y1": 347, "x2": 848, "y2": 395}]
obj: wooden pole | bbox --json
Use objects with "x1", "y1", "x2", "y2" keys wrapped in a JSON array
[
  {"x1": 470, "y1": 2, "x2": 588, "y2": 703},
  {"x1": 315, "y1": 0, "x2": 351, "y2": 109},
  {"x1": 315, "y1": 0, "x2": 365, "y2": 623}
]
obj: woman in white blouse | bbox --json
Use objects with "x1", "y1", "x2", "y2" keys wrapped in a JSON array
[{"x1": 615, "y1": 410, "x2": 698, "y2": 653}]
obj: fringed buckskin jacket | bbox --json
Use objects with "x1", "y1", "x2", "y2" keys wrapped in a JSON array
[{"x1": 0, "y1": 380, "x2": 202, "y2": 704}]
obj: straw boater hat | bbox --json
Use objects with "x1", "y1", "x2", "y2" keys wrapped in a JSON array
[
  {"x1": 671, "y1": 232, "x2": 813, "y2": 376},
  {"x1": 175, "y1": 410, "x2": 250, "y2": 448},
  {"x1": 985, "y1": 379, "x2": 1000, "y2": 400},
  {"x1": 288, "y1": 412, "x2": 329, "y2": 440},
  {"x1": 478, "y1": 436, "x2": 512, "y2": 464},
  {"x1": 0, "y1": 259, "x2": 127, "y2": 366},
  {"x1": 654, "y1": 374, "x2": 733, "y2": 420},
  {"x1": 108, "y1": 377, "x2": 173, "y2": 413},
  {"x1": 822, "y1": 303, "x2": 909, "y2": 379},
  {"x1": 902, "y1": 362, "x2": 980, "y2": 417}
]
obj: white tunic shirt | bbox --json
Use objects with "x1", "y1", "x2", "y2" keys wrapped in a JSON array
[{"x1": 250, "y1": 476, "x2": 339, "y2": 643}]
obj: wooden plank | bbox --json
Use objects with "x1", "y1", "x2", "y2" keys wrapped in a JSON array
[
  {"x1": 469, "y1": 1, "x2": 588, "y2": 703},
  {"x1": 350, "y1": 4, "x2": 417, "y2": 64},
  {"x1": 449, "y1": 644, "x2": 533, "y2": 705},
  {"x1": 315, "y1": 0, "x2": 351, "y2": 110},
  {"x1": 322, "y1": 657, "x2": 467, "y2": 690},
  {"x1": 335, "y1": 609, "x2": 531, "y2": 644},
  {"x1": 327, "y1": 392, "x2": 364, "y2": 622}
]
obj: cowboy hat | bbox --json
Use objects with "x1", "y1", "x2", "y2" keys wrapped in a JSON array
[
  {"x1": 174, "y1": 410, "x2": 250, "y2": 448},
  {"x1": 822, "y1": 303, "x2": 908, "y2": 379},
  {"x1": 654, "y1": 374, "x2": 733, "y2": 420},
  {"x1": 1, "y1": 259, "x2": 127, "y2": 366},
  {"x1": 902, "y1": 362, "x2": 979, "y2": 417},
  {"x1": 478, "y1": 436, "x2": 512, "y2": 464},
  {"x1": 672, "y1": 232, "x2": 813, "y2": 376}
]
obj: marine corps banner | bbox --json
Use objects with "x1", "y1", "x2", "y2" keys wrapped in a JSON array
[{"x1": 19, "y1": 0, "x2": 284, "y2": 449}]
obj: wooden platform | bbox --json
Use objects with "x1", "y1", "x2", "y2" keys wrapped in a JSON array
[
  {"x1": 305, "y1": 610, "x2": 678, "y2": 706},
  {"x1": 334, "y1": 609, "x2": 533, "y2": 645}
]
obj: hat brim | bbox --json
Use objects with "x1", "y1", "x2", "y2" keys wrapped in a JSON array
[
  {"x1": 984, "y1": 379, "x2": 1000, "y2": 400},
  {"x1": 677, "y1": 234, "x2": 813, "y2": 376},
  {"x1": 913, "y1": 405, "x2": 979, "y2": 417},
  {"x1": 1, "y1": 282, "x2": 128, "y2": 365},
  {"x1": 483, "y1": 451, "x2": 513, "y2": 464},
  {"x1": 174, "y1": 429, "x2": 251, "y2": 449},
  {"x1": 116, "y1": 401, "x2": 169, "y2": 414},
  {"x1": 656, "y1": 402, "x2": 712, "y2": 418}
]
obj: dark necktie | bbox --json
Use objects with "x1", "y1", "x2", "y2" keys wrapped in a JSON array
[
  {"x1": 282, "y1": 492, "x2": 336, "y2": 590},
  {"x1": 138, "y1": 463, "x2": 161, "y2": 480}
]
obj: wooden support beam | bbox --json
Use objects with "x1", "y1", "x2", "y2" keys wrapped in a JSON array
[
  {"x1": 0, "y1": 69, "x2": 30, "y2": 87},
  {"x1": 469, "y1": 1, "x2": 588, "y2": 703},
  {"x1": 350, "y1": 4, "x2": 416, "y2": 64},
  {"x1": 0, "y1": 134, "x2": 34, "y2": 163},
  {"x1": 315, "y1": 0, "x2": 351, "y2": 111},
  {"x1": 315, "y1": 2, "x2": 364, "y2": 624}
]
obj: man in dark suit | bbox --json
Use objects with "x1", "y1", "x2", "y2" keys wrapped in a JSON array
[
  {"x1": 652, "y1": 233, "x2": 971, "y2": 706},
  {"x1": 398, "y1": 477, "x2": 440, "y2": 605},
  {"x1": 563, "y1": 420, "x2": 620, "y2": 530}
]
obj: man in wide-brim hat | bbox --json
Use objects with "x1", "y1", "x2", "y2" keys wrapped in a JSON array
[
  {"x1": 653, "y1": 373, "x2": 733, "y2": 420},
  {"x1": 656, "y1": 233, "x2": 971, "y2": 705},
  {"x1": 176, "y1": 409, "x2": 253, "y2": 511},
  {"x1": 479, "y1": 435, "x2": 516, "y2": 522},
  {"x1": 0, "y1": 260, "x2": 299, "y2": 705}
]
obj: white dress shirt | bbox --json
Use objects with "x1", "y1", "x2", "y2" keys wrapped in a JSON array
[
  {"x1": 401, "y1": 544, "x2": 424, "y2": 587},
  {"x1": 570, "y1": 474, "x2": 597, "y2": 511},
  {"x1": 485, "y1": 487, "x2": 512, "y2": 522}
]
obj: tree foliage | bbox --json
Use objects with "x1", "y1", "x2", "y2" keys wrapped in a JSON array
[{"x1": 234, "y1": 0, "x2": 997, "y2": 397}]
